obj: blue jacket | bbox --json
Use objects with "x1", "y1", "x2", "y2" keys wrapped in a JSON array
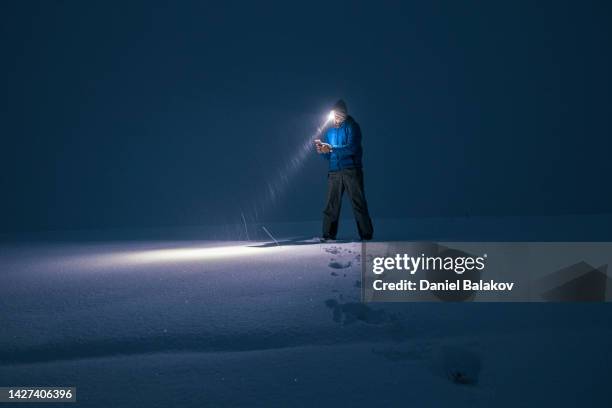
[{"x1": 322, "y1": 116, "x2": 363, "y2": 171}]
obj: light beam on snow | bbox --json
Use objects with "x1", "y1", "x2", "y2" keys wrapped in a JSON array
[
  {"x1": 56, "y1": 243, "x2": 286, "y2": 269},
  {"x1": 120, "y1": 245, "x2": 283, "y2": 264}
]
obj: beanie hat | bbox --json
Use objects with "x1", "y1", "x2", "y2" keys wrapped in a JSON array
[
  {"x1": 332, "y1": 99, "x2": 348, "y2": 124},
  {"x1": 332, "y1": 99, "x2": 348, "y2": 114}
]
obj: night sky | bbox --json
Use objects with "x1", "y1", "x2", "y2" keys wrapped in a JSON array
[{"x1": 1, "y1": 1, "x2": 611, "y2": 233}]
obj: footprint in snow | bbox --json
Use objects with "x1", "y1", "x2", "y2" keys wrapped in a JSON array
[
  {"x1": 324, "y1": 299, "x2": 389, "y2": 325},
  {"x1": 432, "y1": 346, "x2": 482, "y2": 386},
  {"x1": 329, "y1": 260, "x2": 352, "y2": 269}
]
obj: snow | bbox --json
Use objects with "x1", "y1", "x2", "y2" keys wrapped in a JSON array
[{"x1": 1, "y1": 216, "x2": 612, "y2": 406}]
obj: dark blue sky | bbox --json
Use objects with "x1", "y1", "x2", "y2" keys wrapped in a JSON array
[{"x1": 1, "y1": 0, "x2": 611, "y2": 232}]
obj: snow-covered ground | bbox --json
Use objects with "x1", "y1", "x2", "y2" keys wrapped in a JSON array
[{"x1": 1, "y1": 216, "x2": 612, "y2": 407}]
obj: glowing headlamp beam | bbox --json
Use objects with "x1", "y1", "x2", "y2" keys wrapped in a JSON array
[{"x1": 246, "y1": 108, "x2": 336, "y2": 221}]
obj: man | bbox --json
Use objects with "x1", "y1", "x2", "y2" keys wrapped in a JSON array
[{"x1": 315, "y1": 100, "x2": 374, "y2": 241}]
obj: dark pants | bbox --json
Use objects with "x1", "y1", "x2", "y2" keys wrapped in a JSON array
[{"x1": 322, "y1": 167, "x2": 374, "y2": 240}]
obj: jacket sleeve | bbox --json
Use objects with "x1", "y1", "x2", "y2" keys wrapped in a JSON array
[{"x1": 331, "y1": 122, "x2": 360, "y2": 157}]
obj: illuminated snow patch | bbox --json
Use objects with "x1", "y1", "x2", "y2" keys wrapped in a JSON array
[{"x1": 122, "y1": 244, "x2": 283, "y2": 263}]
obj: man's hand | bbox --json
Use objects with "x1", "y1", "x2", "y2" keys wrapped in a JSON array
[{"x1": 315, "y1": 139, "x2": 332, "y2": 154}]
